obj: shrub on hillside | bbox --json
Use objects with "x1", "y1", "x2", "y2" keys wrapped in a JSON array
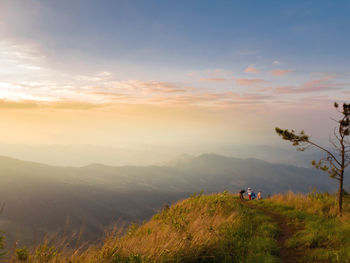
[
  {"x1": 15, "y1": 247, "x2": 29, "y2": 261},
  {"x1": 0, "y1": 232, "x2": 6, "y2": 260}
]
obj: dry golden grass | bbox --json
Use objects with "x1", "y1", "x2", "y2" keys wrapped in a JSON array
[
  {"x1": 9, "y1": 193, "x2": 244, "y2": 262},
  {"x1": 112, "y1": 197, "x2": 237, "y2": 256},
  {"x1": 78, "y1": 193, "x2": 240, "y2": 262},
  {"x1": 8, "y1": 192, "x2": 281, "y2": 262},
  {"x1": 267, "y1": 190, "x2": 350, "y2": 220}
]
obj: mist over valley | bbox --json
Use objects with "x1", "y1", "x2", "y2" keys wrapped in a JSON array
[{"x1": 0, "y1": 153, "x2": 342, "y2": 248}]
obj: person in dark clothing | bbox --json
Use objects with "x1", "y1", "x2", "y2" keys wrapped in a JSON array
[{"x1": 239, "y1": 189, "x2": 245, "y2": 200}]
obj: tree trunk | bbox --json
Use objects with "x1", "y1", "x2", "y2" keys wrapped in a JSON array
[{"x1": 339, "y1": 170, "x2": 344, "y2": 216}]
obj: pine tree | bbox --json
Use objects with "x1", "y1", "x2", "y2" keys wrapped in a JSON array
[{"x1": 275, "y1": 102, "x2": 350, "y2": 216}]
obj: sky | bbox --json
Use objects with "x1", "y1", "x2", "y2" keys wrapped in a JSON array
[{"x1": 0, "y1": 0, "x2": 349, "y2": 149}]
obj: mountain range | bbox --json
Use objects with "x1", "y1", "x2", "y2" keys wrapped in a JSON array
[
  {"x1": 0, "y1": 153, "x2": 342, "y2": 248},
  {"x1": 0, "y1": 143, "x2": 323, "y2": 167}
]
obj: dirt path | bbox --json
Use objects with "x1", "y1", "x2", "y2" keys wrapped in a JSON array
[{"x1": 240, "y1": 201, "x2": 304, "y2": 263}]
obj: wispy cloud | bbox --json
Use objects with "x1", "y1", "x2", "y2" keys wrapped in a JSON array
[
  {"x1": 0, "y1": 39, "x2": 347, "y2": 112},
  {"x1": 244, "y1": 66, "x2": 260, "y2": 74},
  {"x1": 119, "y1": 80, "x2": 193, "y2": 94},
  {"x1": 188, "y1": 69, "x2": 234, "y2": 82},
  {"x1": 0, "y1": 41, "x2": 48, "y2": 76},
  {"x1": 236, "y1": 78, "x2": 268, "y2": 86},
  {"x1": 270, "y1": 69, "x2": 293, "y2": 76},
  {"x1": 200, "y1": 78, "x2": 227, "y2": 82},
  {"x1": 275, "y1": 77, "x2": 342, "y2": 94},
  {"x1": 149, "y1": 91, "x2": 272, "y2": 107},
  {"x1": 0, "y1": 40, "x2": 196, "y2": 104},
  {"x1": 0, "y1": 99, "x2": 39, "y2": 109},
  {"x1": 0, "y1": 99, "x2": 108, "y2": 110}
]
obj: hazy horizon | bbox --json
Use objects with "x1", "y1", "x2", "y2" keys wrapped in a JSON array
[
  {"x1": 0, "y1": 0, "x2": 349, "y2": 151},
  {"x1": 0, "y1": 142, "x2": 323, "y2": 168}
]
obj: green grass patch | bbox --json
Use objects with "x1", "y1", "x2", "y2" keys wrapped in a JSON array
[{"x1": 255, "y1": 194, "x2": 350, "y2": 263}]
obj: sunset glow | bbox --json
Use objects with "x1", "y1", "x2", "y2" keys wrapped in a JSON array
[{"x1": 0, "y1": 0, "x2": 349, "y2": 147}]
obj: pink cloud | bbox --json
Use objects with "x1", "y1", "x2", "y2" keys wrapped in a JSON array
[
  {"x1": 149, "y1": 90, "x2": 272, "y2": 107},
  {"x1": 200, "y1": 78, "x2": 227, "y2": 82},
  {"x1": 236, "y1": 78, "x2": 267, "y2": 86},
  {"x1": 275, "y1": 77, "x2": 341, "y2": 94},
  {"x1": 303, "y1": 78, "x2": 328, "y2": 89},
  {"x1": 123, "y1": 81, "x2": 193, "y2": 94},
  {"x1": 244, "y1": 67, "x2": 260, "y2": 74},
  {"x1": 275, "y1": 86, "x2": 301, "y2": 93},
  {"x1": 210, "y1": 69, "x2": 234, "y2": 76},
  {"x1": 190, "y1": 69, "x2": 235, "y2": 82},
  {"x1": 276, "y1": 85, "x2": 332, "y2": 94},
  {"x1": 269, "y1": 69, "x2": 293, "y2": 76}
]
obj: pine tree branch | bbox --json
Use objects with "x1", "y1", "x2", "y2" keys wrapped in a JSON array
[{"x1": 307, "y1": 140, "x2": 342, "y2": 167}]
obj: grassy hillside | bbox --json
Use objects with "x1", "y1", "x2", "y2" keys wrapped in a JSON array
[
  {"x1": 255, "y1": 191, "x2": 350, "y2": 262},
  {"x1": 6, "y1": 192, "x2": 280, "y2": 263},
  {"x1": 5, "y1": 191, "x2": 350, "y2": 263},
  {"x1": 0, "y1": 154, "x2": 341, "y2": 248}
]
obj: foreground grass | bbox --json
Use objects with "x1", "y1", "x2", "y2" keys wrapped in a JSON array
[
  {"x1": 255, "y1": 191, "x2": 350, "y2": 262},
  {"x1": 9, "y1": 192, "x2": 279, "y2": 263}
]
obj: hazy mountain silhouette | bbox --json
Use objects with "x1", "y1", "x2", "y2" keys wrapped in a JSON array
[
  {"x1": 0, "y1": 143, "x2": 323, "y2": 167},
  {"x1": 0, "y1": 154, "x2": 342, "y2": 247}
]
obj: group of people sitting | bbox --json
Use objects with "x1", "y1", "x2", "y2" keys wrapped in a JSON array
[{"x1": 239, "y1": 188, "x2": 262, "y2": 200}]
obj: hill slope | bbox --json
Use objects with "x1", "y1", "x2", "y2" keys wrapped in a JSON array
[
  {"x1": 0, "y1": 154, "x2": 342, "y2": 247},
  {"x1": 6, "y1": 193, "x2": 281, "y2": 262},
  {"x1": 5, "y1": 192, "x2": 350, "y2": 263}
]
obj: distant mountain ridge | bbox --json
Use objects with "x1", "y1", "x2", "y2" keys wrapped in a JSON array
[
  {"x1": 0, "y1": 153, "x2": 343, "y2": 248},
  {"x1": 0, "y1": 143, "x2": 323, "y2": 167}
]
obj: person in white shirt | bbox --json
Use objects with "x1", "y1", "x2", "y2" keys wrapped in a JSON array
[{"x1": 247, "y1": 187, "x2": 252, "y2": 200}]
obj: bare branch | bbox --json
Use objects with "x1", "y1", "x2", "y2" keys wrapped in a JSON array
[
  {"x1": 344, "y1": 160, "x2": 350, "y2": 169},
  {"x1": 307, "y1": 140, "x2": 342, "y2": 167},
  {"x1": 329, "y1": 136, "x2": 340, "y2": 152},
  {"x1": 333, "y1": 127, "x2": 341, "y2": 143},
  {"x1": 327, "y1": 155, "x2": 340, "y2": 171}
]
